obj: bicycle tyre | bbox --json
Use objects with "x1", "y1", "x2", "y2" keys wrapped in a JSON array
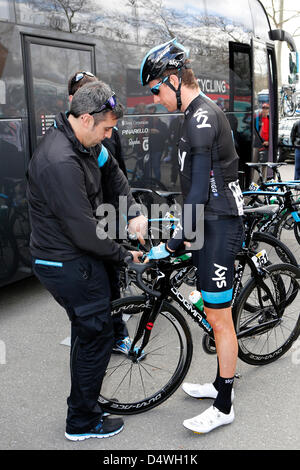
[
  {"x1": 273, "y1": 211, "x2": 300, "y2": 263},
  {"x1": 284, "y1": 97, "x2": 295, "y2": 117},
  {"x1": 251, "y1": 231, "x2": 297, "y2": 266},
  {"x1": 294, "y1": 221, "x2": 300, "y2": 245},
  {"x1": 233, "y1": 263, "x2": 300, "y2": 366},
  {"x1": 99, "y1": 295, "x2": 193, "y2": 415}
]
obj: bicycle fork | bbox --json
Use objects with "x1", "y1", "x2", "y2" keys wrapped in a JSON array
[{"x1": 128, "y1": 296, "x2": 164, "y2": 361}]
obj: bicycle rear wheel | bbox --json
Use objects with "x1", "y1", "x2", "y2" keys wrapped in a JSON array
[
  {"x1": 99, "y1": 296, "x2": 193, "y2": 415},
  {"x1": 233, "y1": 263, "x2": 300, "y2": 365}
]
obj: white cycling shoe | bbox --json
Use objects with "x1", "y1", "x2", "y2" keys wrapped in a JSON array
[
  {"x1": 182, "y1": 382, "x2": 234, "y2": 401},
  {"x1": 183, "y1": 405, "x2": 234, "y2": 434}
]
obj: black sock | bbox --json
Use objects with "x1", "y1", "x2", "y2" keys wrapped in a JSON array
[{"x1": 213, "y1": 376, "x2": 234, "y2": 415}]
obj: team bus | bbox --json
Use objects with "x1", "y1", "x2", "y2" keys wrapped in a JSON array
[{"x1": 0, "y1": 0, "x2": 298, "y2": 287}]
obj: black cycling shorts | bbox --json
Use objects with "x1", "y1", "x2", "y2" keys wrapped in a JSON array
[{"x1": 192, "y1": 216, "x2": 244, "y2": 309}]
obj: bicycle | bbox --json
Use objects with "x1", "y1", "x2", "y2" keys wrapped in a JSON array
[
  {"x1": 98, "y1": 245, "x2": 300, "y2": 415},
  {"x1": 243, "y1": 186, "x2": 300, "y2": 262},
  {"x1": 280, "y1": 84, "x2": 297, "y2": 117},
  {"x1": 121, "y1": 187, "x2": 298, "y2": 296}
]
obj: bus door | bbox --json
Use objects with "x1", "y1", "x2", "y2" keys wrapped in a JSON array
[
  {"x1": 229, "y1": 42, "x2": 252, "y2": 188},
  {"x1": 22, "y1": 35, "x2": 95, "y2": 154},
  {"x1": 251, "y1": 39, "x2": 274, "y2": 180}
]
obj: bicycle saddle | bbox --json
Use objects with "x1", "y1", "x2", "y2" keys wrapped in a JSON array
[
  {"x1": 153, "y1": 191, "x2": 182, "y2": 198},
  {"x1": 131, "y1": 188, "x2": 153, "y2": 195},
  {"x1": 259, "y1": 163, "x2": 287, "y2": 168},
  {"x1": 245, "y1": 163, "x2": 264, "y2": 169}
]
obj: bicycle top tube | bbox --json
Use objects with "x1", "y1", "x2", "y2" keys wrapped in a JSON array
[
  {"x1": 263, "y1": 181, "x2": 300, "y2": 189},
  {"x1": 243, "y1": 190, "x2": 287, "y2": 197}
]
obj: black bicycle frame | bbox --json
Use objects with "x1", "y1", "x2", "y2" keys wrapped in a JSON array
[
  {"x1": 243, "y1": 189, "x2": 300, "y2": 233},
  {"x1": 127, "y1": 250, "x2": 278, "y2": 355}
]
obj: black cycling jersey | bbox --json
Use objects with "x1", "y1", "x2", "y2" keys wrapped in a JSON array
[
  {"x1": 178, "y1": 93, "x2": 243, "y2": 218},
  {"x1": 168, "y1": 93, "x2": 244, "y2": 252}
]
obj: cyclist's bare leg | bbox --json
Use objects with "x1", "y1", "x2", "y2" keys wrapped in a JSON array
[{"x1": 205, "y1": 306, "x2": 238, "y2": 378}]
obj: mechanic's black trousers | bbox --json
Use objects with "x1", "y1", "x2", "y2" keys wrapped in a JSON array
[{"x1": 33, "y1": 255, "x2": 114, "y2": 433}]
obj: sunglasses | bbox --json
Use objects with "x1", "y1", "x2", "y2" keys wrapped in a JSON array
[
  {"x1": 89, "y1": 94, "x2": 117, "y2": 115},
  {"x1": 72, "y1": 71, "x2": 95, "y2": 85},
  {"x1": 150, "y1": 76, "x2": 169, "y2": 95}
]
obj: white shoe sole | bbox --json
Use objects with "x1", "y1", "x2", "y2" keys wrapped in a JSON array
[{"x1": 65, "y1": 425, "x2": 124, "y2": 441}]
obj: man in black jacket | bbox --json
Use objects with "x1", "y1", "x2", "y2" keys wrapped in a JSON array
[
  {"x1": 291, "y1": 119, "x2": 300, "y2": 179},
  {"x1": 27, "y1": 81, "x2": 146, "y2": 441},
  {"x1": 68, "y1": 71, "x2": 131, "y2": 355}
]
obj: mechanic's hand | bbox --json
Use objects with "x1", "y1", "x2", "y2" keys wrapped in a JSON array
[
  {"x1": 129, "y1": 250, "x2": 143, "y2": 263},
  {"x1": 128, "y1": 215, "x2": 148, "y2": 245}
]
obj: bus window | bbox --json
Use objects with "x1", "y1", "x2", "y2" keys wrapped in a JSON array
[
  {"x1": 248, "y1": 0, "x2": 270, "y2": 41},
  {"x1": 23, "y1": 37, "x2": 95, "y2": 152},
  {"x1": 0, "y1": 0, "x2": 14, "y2": 22},
  {"x1": 252, "y1": 40, "x2": 271, "y2": 180}
]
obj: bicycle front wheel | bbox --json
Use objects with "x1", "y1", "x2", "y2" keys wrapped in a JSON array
[
  {"x1": 233, "y1": 263, "x2": 300, "y2": 365},
  {"x1": 99, "y1": 296, "x2": 193, "y2": 415}
]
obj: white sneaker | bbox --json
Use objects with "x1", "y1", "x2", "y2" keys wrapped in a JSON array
[
  {"x1": 183, "y1": 405, "x2": 234, "y2": 434},
  {"x1": 182, "y1": 382, "x2": 234, "y2": 401}
]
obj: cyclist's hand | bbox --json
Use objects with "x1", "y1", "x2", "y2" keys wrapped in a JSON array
[
  {"x1": 144, "y1": 243, "x2": 170, "y2": 263},
  {"x1": 128, "y1": 215, "x2": 148, "y2": 245},
  {"x1": 129, "y1": 250, "x2": 143, "y2": 263}
]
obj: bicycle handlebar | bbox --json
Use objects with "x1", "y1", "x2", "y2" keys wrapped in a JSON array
[{"x1": 124, "y1": 256, "x2": 162, "y2": 298}]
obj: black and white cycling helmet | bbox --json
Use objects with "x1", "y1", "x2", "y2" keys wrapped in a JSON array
[
  {"x1": 140, "y1": 38, "x2": 189, "y2": 110},
  {"x1": 140, "y1": 38, "x2": 188, "y2": 86}
]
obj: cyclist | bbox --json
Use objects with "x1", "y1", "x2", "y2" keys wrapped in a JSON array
[
  {"x1": 27, "y1": 81, "x2": 145, "y2": 441},
  {"x1": 140, "y1": 38, "x2": 244, "y2": 434},
  {"x1": 68, "y1": 71, "x2": 136, "y2": 356}
]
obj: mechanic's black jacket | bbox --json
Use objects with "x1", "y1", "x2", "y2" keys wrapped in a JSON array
[
  {"x1": 27, "y1": 112, "x2": 138, "y2": 263},
  {"x1": 291, "y1": 120, "x2": 300, "y2": 148}
]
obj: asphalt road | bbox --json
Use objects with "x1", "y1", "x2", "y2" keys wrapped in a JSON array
[{"x1": 0, "y1": 164, "x2": 299, "y2": 453}]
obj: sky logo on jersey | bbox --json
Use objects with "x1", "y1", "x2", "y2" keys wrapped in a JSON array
[
  {"x1": 194, "y1": 108, "x2": 211, "y2": 129},
  {"x1": 178, "y1": 149, "x2": 187, "y2": 172}
]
